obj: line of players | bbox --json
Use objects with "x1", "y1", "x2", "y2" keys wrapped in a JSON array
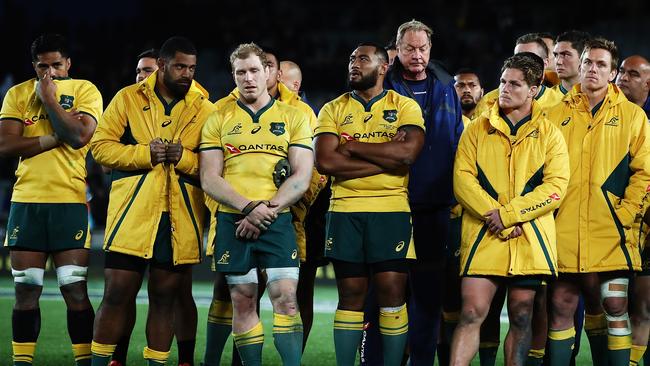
[{"x1": 2, "y1": 20, "x2": 650, "y2": 366}]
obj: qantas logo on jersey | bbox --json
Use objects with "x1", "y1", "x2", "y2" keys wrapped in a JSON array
[
  {"x1": 352, "y1": 131, "x2": 396, "y2": 139},
  {"x1": 224, "y1": 144, "x2": 241, "y2": 154},
  {"x1": 26, "y1": 114, "x2": 49, "y2": 125},
  {"x1": 341, "y1": 132, "x2": 355, "y2": 141},
  {"x1": 520, "y1": 195, "x2": 557, "y2": 214},
  {"x1": 226, "y1": 143, "x2": 287, "y2": 153}
]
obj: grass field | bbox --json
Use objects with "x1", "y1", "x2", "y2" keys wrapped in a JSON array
[{"x1": 0, "y1": 278, "x2": 598, "y2": 365}]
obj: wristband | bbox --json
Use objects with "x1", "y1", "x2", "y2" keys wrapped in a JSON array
[
  {"x1": 241, "y1": 200, "x2": 271, "y2": 216},
  {"x1": 38, "y1": 134, "x2": 58, "y2": 150}
]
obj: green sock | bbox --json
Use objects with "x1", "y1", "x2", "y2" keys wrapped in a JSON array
[
  {"x1": 272, "y1": 313, "x2": 303, "y2": 366},
  {"x1": 203, "y1": 300, "x2": 233, "y2": 366},
  {"x1": 585, "y1": 313, "x2": 608, "y2": 366},
  {"x1": 478, "y1": 342, "x2": 499, "y2": 366},
  {"x1": 90, "y1": 341, "x2": 115, "y2": 366},
  {"x1": 607, "y1": 334, "x2": 631, "y2": 366},
  {"x1": 233, "y1": 322, "x2": 264, "y2": 366},
  {"x1": 548, "y1": 327, "x2": 575, "y2": 365},
  {"x1": 379, "y1": 304, "x2": 408, "y2": 366},
  {"x1": 525, "y1": 348, "x2": 544, "y2": 366},
  {"x1": 333, "y1": 309, "x2": 364, "y2": 366}
]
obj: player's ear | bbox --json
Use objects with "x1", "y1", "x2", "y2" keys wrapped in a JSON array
[{"x1": 157, "y1": 58, "x2": 165, "y2": 71}]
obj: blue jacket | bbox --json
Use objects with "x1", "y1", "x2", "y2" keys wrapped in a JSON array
[{"x1": 385, "y1": 58, "x2": 463, "y2": 211}]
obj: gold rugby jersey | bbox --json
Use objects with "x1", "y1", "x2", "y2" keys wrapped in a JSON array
[
  {"x1": 200, "y1": 98, "x2": 312, "y2": 214},
  {"x1": 314, "y1": 89, "x2": 424, "y2": 212},
  {"x1": 0, "y1": 78, "x2": 102, "y2": 203}
]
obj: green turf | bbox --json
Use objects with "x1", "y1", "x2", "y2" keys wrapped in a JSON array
[{"x1": 0, "y1": 280, "x2": 601, "y2": 365}]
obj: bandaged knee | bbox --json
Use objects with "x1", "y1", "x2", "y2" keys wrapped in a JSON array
[
  {"x1": 56, "y1": 265, "x2": 87, "y2": 287},
  {"x1": 12, "y1": 267, "x2": 44, "y2": 286},
  {"x1": 601, "y1": 278, "x2": 631, "y2": 337},
  {"x1": 266, "y1": 267, "x2": 299, "y2": 283},
  {"x1": 226, "y1": 268, "x2": 259, "y2": 285}
]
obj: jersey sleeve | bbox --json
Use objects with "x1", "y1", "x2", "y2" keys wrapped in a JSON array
[
  {"x1": 0, "y1": 85, "x2": 27, "y2": 122},
  {"x1": 289, "y1": 109, "x2": 313, "y2": 149},
  {"x1": 314, "y1": 102, "x2": 339, "y2": 136},
  {"x1": 199, "y1": 111, "x2": 223, "y2": 151},
  {"x1": 398, "y1": 97, "x2": 425, "y2": 131},
  {"x1": 75, "y1": 81, "x2": 103, "y2": 122}
]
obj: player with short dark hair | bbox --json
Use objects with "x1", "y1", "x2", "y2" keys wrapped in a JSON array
[
  {"x1": 1, "y1": 33, "x2": 102, "y2": 366},
  {"x1": 315, "y1": 42, "x2": 426, "y2": 366},
  {"x1": 553, "y1": 30, "x2": 592, "y2": 95},
  {"x1": 89, "y1": 36, "x2": 215, "y2": 366}
]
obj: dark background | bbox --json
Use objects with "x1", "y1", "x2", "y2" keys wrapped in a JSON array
[{"x1": 1, "y1": 0, "x2": 649, "y2": 228}]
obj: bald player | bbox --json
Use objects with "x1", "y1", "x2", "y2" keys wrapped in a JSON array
[
  {"x1": 280, "y1": 61, "x2": 302, "y2": 93},
  {"x1": 616, "y1": 55, "x2": 650, "y2": 365}
]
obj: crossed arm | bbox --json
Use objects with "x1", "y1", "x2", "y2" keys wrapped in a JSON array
[{"x1": 314, "y1": 125, "x2": 424, "y2": 180}]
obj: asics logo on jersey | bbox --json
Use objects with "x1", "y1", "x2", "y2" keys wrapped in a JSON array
[
  {"x1": 605, "y1": 116, "x2": 619, "y2": 126},
  {"x1": 161, "y1": 120, "x2": 172, "y2": 127},
  {"x1": 527, "y1": 129, "x2": 539, "y2": 138},
  {"x1": 341, "y1": 114, "x2": 354, "y2": 126},
  {"x1": 363, "y1": 114, "x2": 373, "y2": 122},
  {"x1": 224, "y1": 144, "x2": 242, "y2": 154},
  {"x1": 74, "y1": 230, "x2": 84, "y2": 240},
  {"x1": 143, "y1": 106, "x2": 151, "y2": 111},
  {"x1": 488, "y1": 127, "x2": 497, "y2": 134},
  {"x1": 291, "y1": 250, "x2": 298, "y2": 260},
  {"x1": 395, "y1": 241, "x2": 405, "y2": 252},
  {"x1": 251, "y1": 126, "x2": 261, "y2": 134},
  {"x1": 217, "y1": 251, "x2": 230, "y2": 264},
  {"x1": 561, "y1": 117, "x2": 571, "y2": 126}
]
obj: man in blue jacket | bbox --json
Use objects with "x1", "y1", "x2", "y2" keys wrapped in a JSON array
[{"x1": 360, "y1": 20, "x2": 464, "y2": 366}]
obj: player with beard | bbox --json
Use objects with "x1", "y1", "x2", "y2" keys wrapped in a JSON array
[
  {"x1": 108, "y1": 47, "x2": 201, "y2": 366},
  {"x1": 89, "y1": 36, "x2": 215, "y2": 366},
  {"x1": 454, "y1": 68, "x2": 484, "y2": 122},
  {"x1": 314, "y1": 43, "x2": 425, "y2": 366}
]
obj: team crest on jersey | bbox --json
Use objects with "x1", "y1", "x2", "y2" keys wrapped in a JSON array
[
  {"x1": 341, "y1": 114, "x2": 354, "y2": 126},
  {"x1": 228, "y1": 122, "x2": 243, "y2": 135},
  {"x1": 9, "y1": 226, "x2": 19, "y2": 240},
  {"x1": 58, "y1": 95, "x2": 74, "y2": 110},
  {"x1": 605, "y1": 116, "x2": 619, "y2": 126},
  {"x1": 383, "y1": 109, "x2": 398, "y2": 122},
  {"x1": 270, "y1": 122, "x2": 285, "y2": 136}
]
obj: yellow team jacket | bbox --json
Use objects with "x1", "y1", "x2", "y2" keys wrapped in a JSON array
[
  {"x1": 454, "y1": 101, "x2": 570, "y2": 277},
  {"x1": 91, "y1": 72, "x2": 216, "y2": 264},
  {"x1": 205, "y1": 82, "x2": 326, "y2": 261},
  {"x1": 474, "y1": 85, "x2": 564, "y2": 119},
  {"x1": 548, "y1": 83, "x2": 650, "y2": 273}
]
